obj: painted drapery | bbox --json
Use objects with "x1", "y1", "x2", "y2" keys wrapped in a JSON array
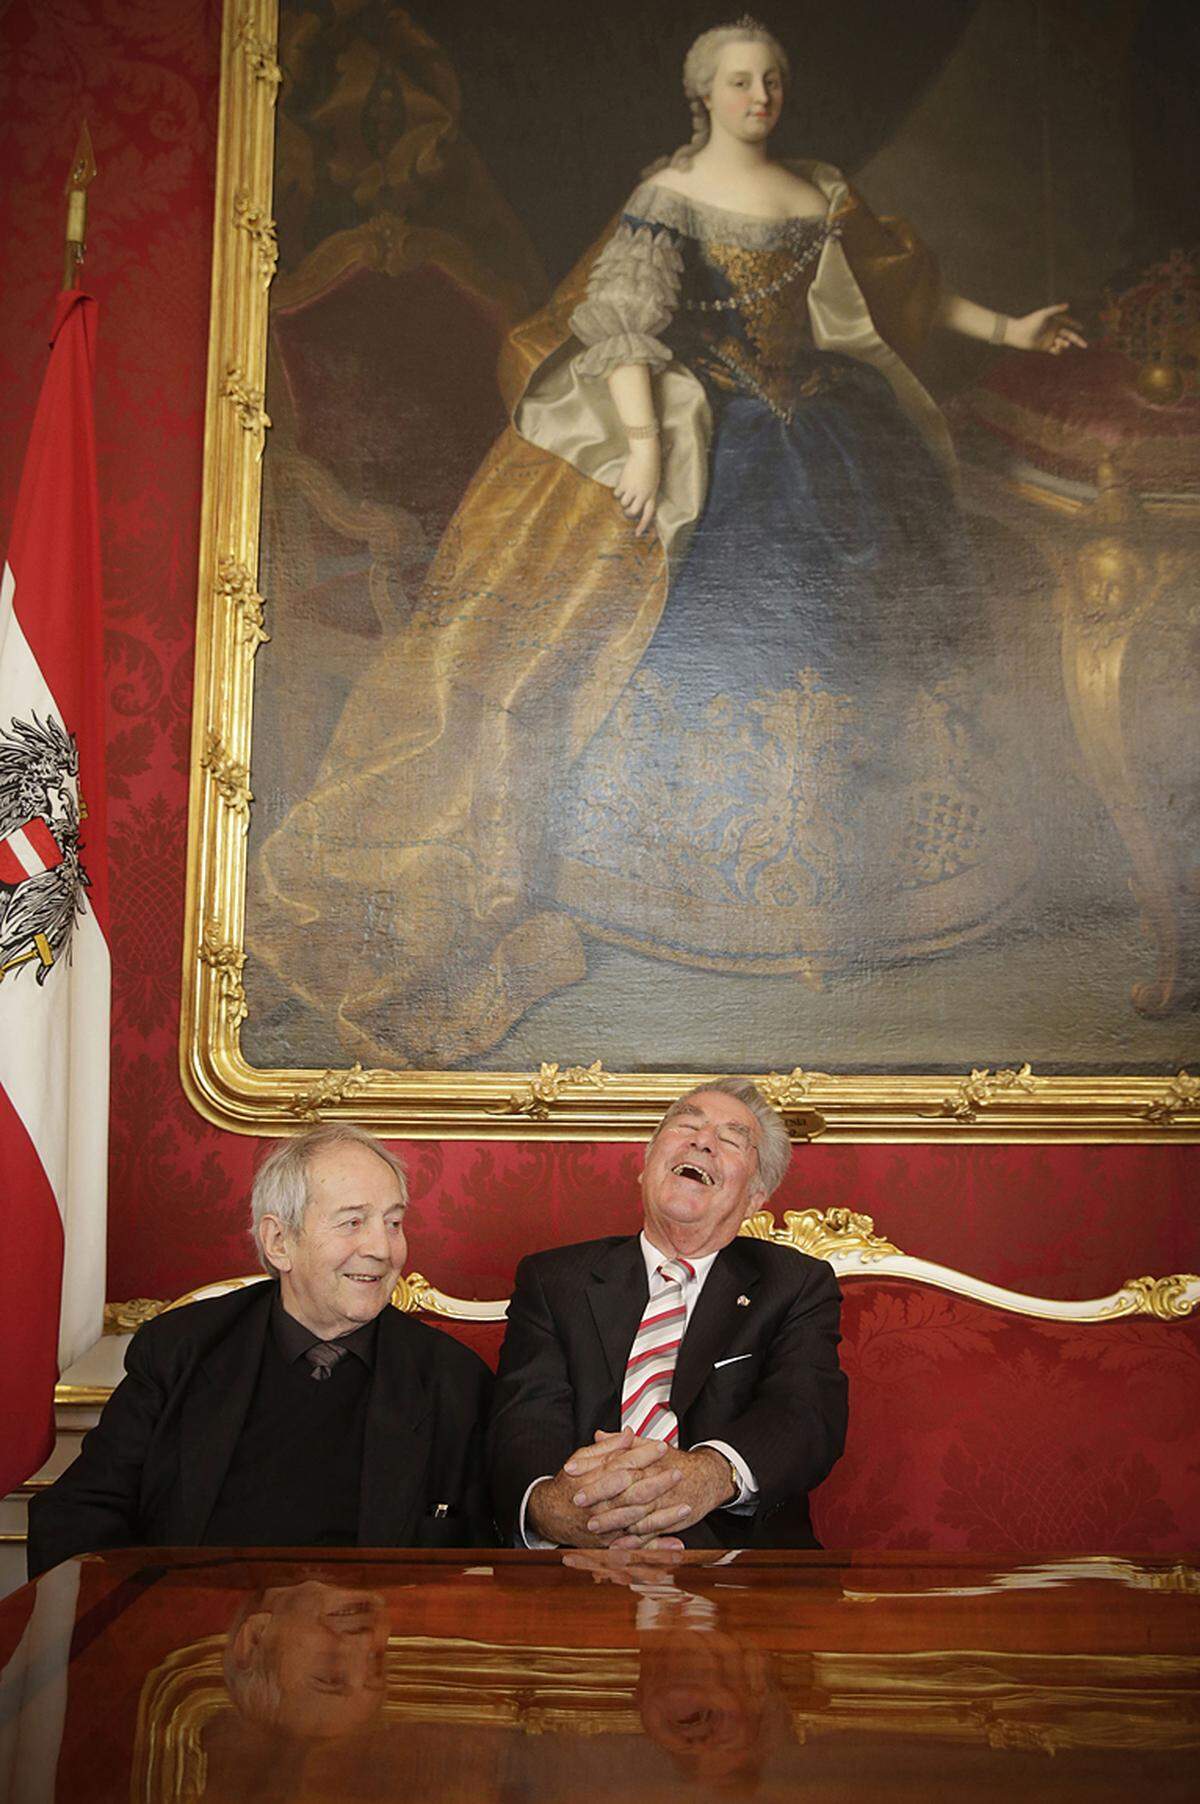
[{"x1": 251, "y1": 166, "x2": 1022, "y2": 1065}]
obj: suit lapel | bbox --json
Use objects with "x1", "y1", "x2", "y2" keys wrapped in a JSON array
[
  {"x1": 177, "y1": 1289, "x2": 272, "y2": 1542},
  {"x1": 357, "y1": 1310, "x2": 431, "y2": 1546},
  {"x1": 586, "y1": 1238, "x2": 650, "y2": 1394},
  {"x1": 671, "y1": 1240, "x2": 761, "y2": 1422}
]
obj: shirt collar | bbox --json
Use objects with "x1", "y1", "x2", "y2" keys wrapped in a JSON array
[
  {"x1": 638, "y1": 1231, "x2": 720, "y2": 1288},
  {"x1": 271, "y1": 1290, "x2": 379, "y2": 1369}
]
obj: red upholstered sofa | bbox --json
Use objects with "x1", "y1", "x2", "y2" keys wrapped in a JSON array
[
  {"x1": 137, "y1": 1207, "x2": 1200, "y2": 1556},
  {"x1": 813, "y1": 1285, "x2": 1200, "y2": 1552}
]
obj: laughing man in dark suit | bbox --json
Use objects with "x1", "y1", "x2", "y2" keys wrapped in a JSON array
[
  {"x1": 488, "y1": 1078, "x2": 848, "y2": 1550},
  {"x1": 28, "y1": 1126, "x2": 493, "y2": 1576}
]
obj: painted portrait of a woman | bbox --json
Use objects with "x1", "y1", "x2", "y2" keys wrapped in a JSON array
[{"x1": 253, "y1": 13, "x2": 1083, "y2": 1069}]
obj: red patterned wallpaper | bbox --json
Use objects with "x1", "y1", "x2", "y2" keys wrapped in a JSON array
[{"x1": 0, "y1": 1, "x2": 1196, "y2": 1313}]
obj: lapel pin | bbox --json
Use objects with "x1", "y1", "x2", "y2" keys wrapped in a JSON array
[{"x1": 736, "y1": 1295, "x2": 751, "y2": 1308}]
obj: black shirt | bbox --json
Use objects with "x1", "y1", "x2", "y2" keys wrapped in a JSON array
[{"x1": 201, "y1": 1298, "x2": 379, "y2": 1546}]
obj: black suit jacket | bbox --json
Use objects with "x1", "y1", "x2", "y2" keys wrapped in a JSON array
[
  {"x1": 487, "y1": 1235, "x2": 848, "y2": 1547},
  {"x1": 27, "y1": 1281, "x2": 494, "y2": 1577}
]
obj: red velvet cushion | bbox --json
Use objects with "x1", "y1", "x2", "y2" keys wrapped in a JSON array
[
  {"x1": 811, "y1": 1284, "x2": 1200, "y2": 1553},
  {"x1": 962, "y1": 345, "x2": 1200, "y2": 489}
]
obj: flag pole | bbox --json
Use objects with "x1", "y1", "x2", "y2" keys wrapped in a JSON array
[{"x1": 62, "y1": 121, "x2": 97, "y2": 291}]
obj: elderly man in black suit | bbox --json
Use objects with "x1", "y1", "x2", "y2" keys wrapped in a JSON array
[
  {"x1": 488, "y1": 1078, "x2": 848, "y2": 1550},
  {"x1": 28, "y1": 1125, "x2": 493, "y2": 1576}
]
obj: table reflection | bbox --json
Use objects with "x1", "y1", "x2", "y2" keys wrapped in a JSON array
[
  {"x1": 222, "y1": 1581, "x2": 388, "y2": 1738},
  {"x1": 0, "y1": 1549, "x2": 1196, "y2": 1802},
  {"x1": 564, "y1": 1548, "x2": 795, "y2": 1786}
]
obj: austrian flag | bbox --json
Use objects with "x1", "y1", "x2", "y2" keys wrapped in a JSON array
[{"x1": 0, "y1": 289, "x2": 110, "y2": 1499}]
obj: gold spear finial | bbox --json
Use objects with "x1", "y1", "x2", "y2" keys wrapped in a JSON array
[{"x1": 63, "y1": 121, "x2": 97, "y2": 290}]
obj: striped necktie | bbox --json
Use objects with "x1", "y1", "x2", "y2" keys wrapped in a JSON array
[{"x1": 621, "y1": 1257, "x2": 695, "y2": 1443}]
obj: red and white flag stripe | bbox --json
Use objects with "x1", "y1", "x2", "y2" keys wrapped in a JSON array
[
  {"x1": 620, "y1": 1257, "x2": 694, "y2": 1445},
  {"x1": 0, "y1": 289, "x2": 109, "y2": 1499},
  {"x1": 0, "y1": 818, "x2": 64, "y2": 884}
]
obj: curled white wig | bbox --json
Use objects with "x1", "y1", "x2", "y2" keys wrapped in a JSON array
[{"x1": 645, "y1": 16, "x2": 790, "y2": 176}]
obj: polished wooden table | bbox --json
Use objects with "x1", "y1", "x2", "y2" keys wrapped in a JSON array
[{"x1": 1, "y1": 1550, "x2": 1197, "y2": 1801}]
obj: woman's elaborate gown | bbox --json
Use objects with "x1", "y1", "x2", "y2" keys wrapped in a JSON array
[{"x1": 253, "y1": 164, "x2": 1030, "y2": 1066}]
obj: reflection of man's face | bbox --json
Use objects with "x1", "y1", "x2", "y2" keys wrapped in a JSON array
[
  {"x1": 637, "y1": 1630, "x2": 773, "y2": 1785},
  {"x1": 226, "y1": 1580, "x2": 388, "y2": 1738}
]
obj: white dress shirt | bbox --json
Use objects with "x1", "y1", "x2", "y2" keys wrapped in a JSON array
[{"x1": 519, "y1": 1232, "x2": 760, "y2": 1547}]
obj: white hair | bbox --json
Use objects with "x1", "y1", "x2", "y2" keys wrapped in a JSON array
[
  {"x1": 222, "y1": 1591, "x2": 283, "y2": 1727},
  {"x1": 650, "y1": 1077, "x2": 793, "y2": 1198},
  {"x1": 249, "y1": 1124, "x2": 408, "y2": 1272},
  {"x1": 644, "y1": 16, "x2": 791, "y2": 177}
]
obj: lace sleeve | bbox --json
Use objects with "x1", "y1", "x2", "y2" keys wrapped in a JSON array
[{"x1": 569, "y1": 219, "x2": 684, "y2": 379}]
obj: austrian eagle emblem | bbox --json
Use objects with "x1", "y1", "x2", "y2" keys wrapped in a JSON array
[{"x1": 0, "y1": 713, "x2": 90, "y2": 984}]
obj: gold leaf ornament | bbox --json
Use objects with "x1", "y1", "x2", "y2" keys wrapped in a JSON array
[
  {"x1": 286, "y1": 1062, "x2": 378, "y2": 1122},
  {"x1": 738, "y1": 1207, "x2": 901, "y2": 1264},
  {"x1": 491, "y1": 1060, "x2": 609, "y2": 1120},
  {"x1": 235, "y1": 13, "x2": 282, "y2": 90},
  {"x1": 222, "y1": 367, "x2": 271, "y2": 460},
  {"x1": 1143, "y1": 1070, "x2": 1200, "y2": 1125},
  {"x1": 233, "y1": 189, "x2": 279, "y2": 286},
  {"x1": 391, "y1": 1272, "x2": 436, "y2": 1314},
  {"x1": 200, "y1": 731, "x2": 253, "y2": 826},
  {"x1": 216, "y1": 556, "x2": 269, "y2": 653},
  {"x1": 1107, "y1": 1273, "x2": 1200, "y2": 1320},
  {"x1": 934, "y1": 1064, "x2": 1039, "y2": 1123},
  {"x1": 103, "y1": 1298, "x2": 169, "y2": 1334},
  {"x1": 198, "y1": 924, "x2": 249, "y2": 1028}
]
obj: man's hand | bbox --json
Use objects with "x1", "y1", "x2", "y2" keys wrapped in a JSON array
[
  {"x1": 527, "y1": 1429, "x2": 686, "y2": 1547},
  {"x1": 574, "y1": 1444, "x2": 738, "y2": 1545}
]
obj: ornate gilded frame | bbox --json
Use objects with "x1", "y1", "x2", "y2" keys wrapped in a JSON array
[{"x1": 181, "y1": 1, "x2": 1200, "y2": 1142}]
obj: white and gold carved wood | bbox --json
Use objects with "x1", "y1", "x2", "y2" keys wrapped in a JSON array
[{"x1": 86, "y1": 1205, "x2": 1198, "y2": 1369}]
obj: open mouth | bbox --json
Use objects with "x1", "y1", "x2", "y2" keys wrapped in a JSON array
[{"x1": 672, "y1": 1162, "x2": 715, "y2": 1187}]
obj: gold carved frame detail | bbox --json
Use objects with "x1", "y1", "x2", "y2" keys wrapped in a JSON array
[{"x1": 181, "y1": 0, "x2": 1200, "y2": 1142}]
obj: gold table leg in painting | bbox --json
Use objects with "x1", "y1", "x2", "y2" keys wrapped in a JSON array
[{"x1": 1057, "y1": 463, "x2": 1197, "y2": 1017}]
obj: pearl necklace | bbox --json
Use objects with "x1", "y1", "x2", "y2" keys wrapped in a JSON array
[{"x1": 683, "y1": 219, "x2": 840, "y2": 314}]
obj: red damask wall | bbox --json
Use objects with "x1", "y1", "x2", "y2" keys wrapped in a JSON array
[{"x1": 1, "y1": 1, "x2": 1195, "y2": 1322}]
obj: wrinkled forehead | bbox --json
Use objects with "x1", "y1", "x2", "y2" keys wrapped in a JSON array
[
  {"x1": 302, "y1": 1142, "x2": 407, "y2": 1210},
  {"x1": 654, "y1": 1090, "x2": 759, "y2": 1149}
]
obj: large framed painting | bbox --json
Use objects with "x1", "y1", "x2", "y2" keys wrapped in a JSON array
[{"x1": 182, "y1": 0, "x2": 1200, "y2": 1139}]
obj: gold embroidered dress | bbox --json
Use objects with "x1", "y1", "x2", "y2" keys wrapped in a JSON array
[{"x1": 254, "y1": 163, "x2": 1028, "y2": 1065}]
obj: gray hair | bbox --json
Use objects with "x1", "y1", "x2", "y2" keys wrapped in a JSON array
[
  {"x1": 651, "y1": 1077, "x2": 792, "y2": 1199},
  {"x1": 222, "y1": 1590, "x2": 283, "y2": 1727},
  {"x1": 644, "y1": 16, "x2": 790, "y2": 177},
  {"x1": 250, "y1": 1124, "x2": 408, "y2": 1271}
]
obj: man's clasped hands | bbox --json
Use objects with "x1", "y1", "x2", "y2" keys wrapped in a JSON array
[{"x1": 528, "y1": 1427, "x2": 738, "y2": 1549}]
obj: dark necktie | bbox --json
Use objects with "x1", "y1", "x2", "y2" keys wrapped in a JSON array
[{"x1": 305, "y1": 1341, "x2": 349, "y2": 1382}]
